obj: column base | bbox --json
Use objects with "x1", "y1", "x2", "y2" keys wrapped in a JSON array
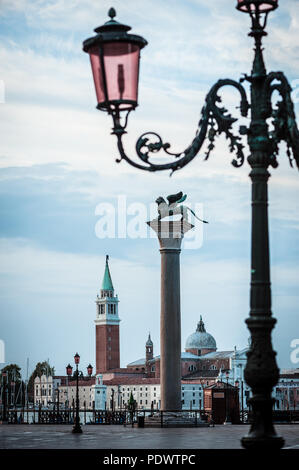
[
  {"x1": 241, "y1": 435, "x2": 284, "y2": 450},
  {"x1": 72, "y1": 425, "x2": 83, "y2": 434}
]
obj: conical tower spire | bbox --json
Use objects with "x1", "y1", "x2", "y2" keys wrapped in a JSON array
[
  {"x1": 146, "y1": 332, "x2": 153, "y2": 346},
  {"x1": 101, "y1": 255, "x2": 114, "y2": 291}
]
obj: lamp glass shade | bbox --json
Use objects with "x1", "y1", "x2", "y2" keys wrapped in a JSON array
[
  {"x1": 87, "y1": 364, "x2": 93, "y2": 376},
  {"x1": 237, "y1": 0, "x2": 278, "y2": 12},
  {"x1": 89, "y1": 41, "x2": 140, "y2": 110},
  {"x1": 66, "y1": 364, "x2": 73, "y2": 376},
  {"x1": 74, "y1": 353, "x2": 80, "y2": 365}
]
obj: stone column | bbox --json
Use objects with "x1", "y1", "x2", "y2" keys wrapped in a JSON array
[{"x1": 147, "y1": 219, "x2": 194, "y2": 411}]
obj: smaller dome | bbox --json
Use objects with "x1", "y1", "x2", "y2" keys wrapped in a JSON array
[
  {"x1": 146, "y1": 333, "x2": 153, "y2": 347},
  {"x1": 185, "y1": 316, "x2": 216, "y2": 351}
]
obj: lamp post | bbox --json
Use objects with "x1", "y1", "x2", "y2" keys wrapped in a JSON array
[
  {"x1": 72, "y1": 353, "x2": 82, "y2": 434},
  {"x1": 66, "y1": 363, "x2": 73, "y2": 410},
  {"x1": 235, "y1": 379, "x2": 241, "y2": 423},
  {"x1": 66, "y1": 356, "x2": 93, "y2": 433},
  {"x1": 224, "y1": 371, "x2": 231, "y2": 424},
  {"x1": 55, "y1": 388, "x2": 60, "y2": 414},
  {"x1": 83, "y1": 1, "x2": 298, "y2": 449},
  {"x1": 1, "y1": 372, "x2": 7, "y2": 422}
]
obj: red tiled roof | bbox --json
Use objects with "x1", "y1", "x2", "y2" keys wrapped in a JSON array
[
  {"x1": 66, "y1": 378, "x2": 96, "y2": 387},
  {"x1": 103, "y1": 377, "x2": 161, "y2": 386}
]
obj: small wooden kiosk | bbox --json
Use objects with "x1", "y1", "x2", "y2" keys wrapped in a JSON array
[{"x1": 204, "y1": 381, "x2": 240, "y2": 424}]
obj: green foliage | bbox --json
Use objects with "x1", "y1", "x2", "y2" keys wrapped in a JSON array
[{"x1": 1, "y1": 364, "x2": 22, "y2": 382}]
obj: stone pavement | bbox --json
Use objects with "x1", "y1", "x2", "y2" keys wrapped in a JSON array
[{"x1": 0, "y1": 424, "x2": 299, "y2": 449}]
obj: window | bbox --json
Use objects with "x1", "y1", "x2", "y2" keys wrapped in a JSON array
[
  {"x1": 140, "y1": 400, "x2": 142, "y2": 405},
  {"x1": 154, "y1": 393, "x2": 156, "y2": 397},
  {"x1": 182, "y1": 392, "x2": 184, "y2": 397},
  {"x1": 140, "y1": 393, "x2": 142, "y2": 397},
  {"x1": 145, "y1": 400, "x2": 148, "y2": 405},
  {"x1": 193, "y1": 400, "x2": 195, "y2": 405},
  {"x1": 193, "y1": 393, "x2": 195, "y2": 397}
]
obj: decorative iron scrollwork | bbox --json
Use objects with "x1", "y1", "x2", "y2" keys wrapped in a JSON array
[{"x1": 112, "y1": 79, "x2": 250, "y2": 174}]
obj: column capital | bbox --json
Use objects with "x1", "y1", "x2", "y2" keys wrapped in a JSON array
[{"x1": 147, "y1": 219, "x2": 194, "y2": 251}]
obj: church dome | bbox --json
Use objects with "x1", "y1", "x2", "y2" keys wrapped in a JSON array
[{"x1": 185, "y1": 316, "x2": 216, "y2": 352}]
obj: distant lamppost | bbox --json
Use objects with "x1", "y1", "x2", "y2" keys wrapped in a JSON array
[
  {"x1": 224, "y1": 371, "x2": 231, "y2": 424},
  {"x1": 72, "y1": 353, "x2": 82, "y2": 434},
  {"x1": 111, "y1": 388, "x2": 115, "y2": 411},
  {"x1": 83, "y1": 0, "x2": 299, "y2": 449},
  {"x1": 235, "y1": 379, "x2": 241, "y2": 423},
  {"x1": 66, "y1": 355, "x2": 93, "y2": 433},
  {"x1": 55, "y1": 388, "x2": 60, "y2": 414},
  {"x1": 66, "y1": 363, "x2": 73, "y2": 409},
  {"x1": 1, "y1": 372, "x2": 7, "y2": 422}
]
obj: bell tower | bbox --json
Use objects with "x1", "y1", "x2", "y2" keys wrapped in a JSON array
[
  {"x1": 95, "y1": 255, "x2": 120, "y2": 374},
  {"x1": 145, "y1": 333, "x2": 153, "y2": 376}
]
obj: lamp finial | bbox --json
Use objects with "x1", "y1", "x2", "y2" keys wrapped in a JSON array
[{"x1": 108, "y1": 7, "x2": 116, "y2": 19}]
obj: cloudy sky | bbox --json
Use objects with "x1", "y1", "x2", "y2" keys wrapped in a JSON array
[{"x1": 0, "y1": 0, "x2": 298, "y2": 379}]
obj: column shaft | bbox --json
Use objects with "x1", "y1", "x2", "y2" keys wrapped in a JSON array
[{"x1": 160, "y1": 248, "x2": 181, "y2": 411}]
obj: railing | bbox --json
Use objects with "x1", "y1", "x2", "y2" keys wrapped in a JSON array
[
  {"x1": 0, "y1": 407, "x2": 212, "y2": 426},
  {"x1": 2, "y1": 408, "x2": 297, "y2": 426}
]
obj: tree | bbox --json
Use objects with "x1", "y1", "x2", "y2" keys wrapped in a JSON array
[
  {"x1": 1, "y1": 364, "x2": 25, "y2": 406},
  {"x1": 27, "y1": 360, "x2": 55, "y2": 402},
  {"x1": 1, "y1": 364, "x2": 22, "y2": 382}
]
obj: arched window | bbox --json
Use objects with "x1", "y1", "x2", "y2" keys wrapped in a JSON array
[{"x1": 188, "y1": 365, "x2": 196, "y2": 372}]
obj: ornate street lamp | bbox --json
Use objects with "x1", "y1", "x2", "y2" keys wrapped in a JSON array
[
  {"x1": 66, "y1": 357, "x2": 94, "y2": 433},
  {"x1": 83, "y1": 2, "x2": 299, "y2": 449},
  {"x1": 72, "y1": 353, "x2": 82, "y2": 433}
]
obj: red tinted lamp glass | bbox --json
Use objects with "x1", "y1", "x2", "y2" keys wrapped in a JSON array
[
  {"x1": 237, "y1": 0, "x2": 278, "y2": 13},
  {"x1": 87, "y1": 364, "x2": 93, "y2": 376},
  {"x1": 74, "y1": 353, "x2": 80, "y2": 365},
  {"x1": 66, "y1": 364, "x2": 73, "y2": 376},
  {"x1": 89, "y1": 41, "x2": 140, "y2": 110}
]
